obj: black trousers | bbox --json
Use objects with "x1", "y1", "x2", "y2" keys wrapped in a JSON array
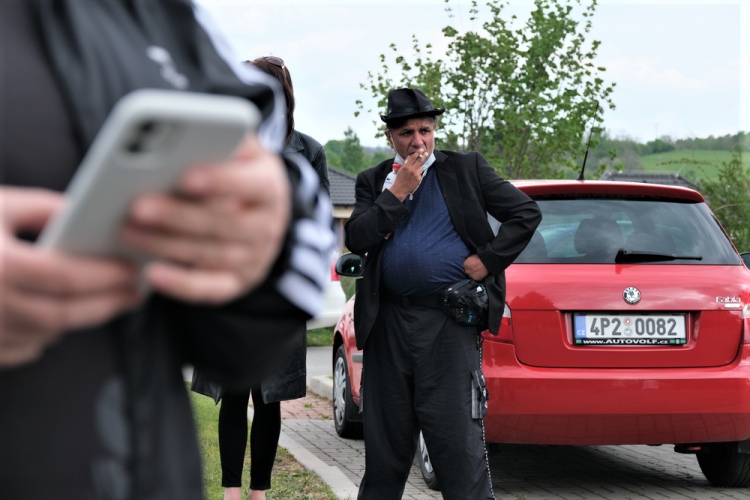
[
  {"x1": 218, "y1": 386, "x2": 281, "y2": 490},
  {"x1": 358, "y1": 301, "x2": 494, "y2": 500}
]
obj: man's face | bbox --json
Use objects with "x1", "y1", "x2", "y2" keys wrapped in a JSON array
[{"x1": 385, "y1": 118, "x2": 436, "y2": 160}]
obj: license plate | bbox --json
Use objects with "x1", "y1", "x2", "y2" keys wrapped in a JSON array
[{"x1": 573, "y1": 314, "x2": 687, "y2": 346}]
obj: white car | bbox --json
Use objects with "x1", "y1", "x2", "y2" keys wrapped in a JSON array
[{"x1": 307, "y1": 258, "x2": 347, "y2": 330}]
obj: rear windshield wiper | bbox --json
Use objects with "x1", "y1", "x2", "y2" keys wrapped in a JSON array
[{"x1": 615, "y1": 249, "x2": 703, "y2": 264}]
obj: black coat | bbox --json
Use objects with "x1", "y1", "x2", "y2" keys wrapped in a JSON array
[
  {"x1": 285, "y1": 130, "x2": 330, "y2": 196},
  {"x1": 345, "y1": 150, "x2": 541, "y2": 350},
  {"x1": 193, "y1": 129, "x2": 330, "y2": 405},
  {"x1": 191, "y1": 327, "x2": 307, "y2": 405}
]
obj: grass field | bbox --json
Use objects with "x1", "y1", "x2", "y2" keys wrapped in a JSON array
[
  {"x1": 307, "y1": 327, "x2": 334, "y2": 346},
  {"x1": 190, "y1": 386, "x2": 337, "y2": 500},
  {"x1": 638, "y1": 150, "x2": 749, "y2": 182}
]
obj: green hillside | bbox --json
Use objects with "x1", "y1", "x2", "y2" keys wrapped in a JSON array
[{"x1": 637, "y1": 150, "x2": 749, "y2": 183}]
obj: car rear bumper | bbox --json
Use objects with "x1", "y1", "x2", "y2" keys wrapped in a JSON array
[{"x1": 483, "y1": 342, "x2": 750, "y2": 445}]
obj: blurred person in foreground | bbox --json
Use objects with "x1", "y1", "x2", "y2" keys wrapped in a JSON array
[
  {"x1": 0, "y1": 1, "x2": 333, "y2": 499},
  {"x1": 345, "y1": 88, "x2": 541, "y2": 499},
  {"x1": 191, "y1": 55, "x2": 330, "y2": 500}
]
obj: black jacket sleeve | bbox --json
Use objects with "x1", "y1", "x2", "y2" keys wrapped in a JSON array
[
  {"x1": 310, "y1": 146, "x2": 330, "y2": 197},
  {"x1": 344, "y1": 165, "x2": 411, "y2": 255},
  {"x1": 473, "y1": 154, "x2": 542, "y2": 275}
]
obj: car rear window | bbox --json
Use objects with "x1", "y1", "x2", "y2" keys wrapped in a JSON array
[{"x1": 512, "y1": 196, "x2": 741, "y2": 265}]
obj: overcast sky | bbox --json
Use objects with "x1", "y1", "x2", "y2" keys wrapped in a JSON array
[{"x1": 197, "y1": 0, "x2": 749, "y2": 147}]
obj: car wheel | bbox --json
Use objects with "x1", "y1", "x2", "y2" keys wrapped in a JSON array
[
  {"x1": 333, "y1": 345, "x2": 363, "y2": 439},
  {"x1": 417, "y1": 430, "x2": 441, "y2": 491},
  {"x1": 697, "y1": 442, "x2": 750, "y2": 487}
]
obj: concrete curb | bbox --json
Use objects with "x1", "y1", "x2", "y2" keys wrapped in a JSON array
[
  {"x1": 310, "y1": 375, "x2": 333, "y2": 401},
  {"x1": 277, "y1": 431, "x2": 358, "y2": 499},
  {"x1": 247, "y1": 407, "x2": 358, "y2": 500}
]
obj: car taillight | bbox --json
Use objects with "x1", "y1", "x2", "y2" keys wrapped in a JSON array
[
  {"x1": 331, "y1": 261, "x2": 340, "y2": 282},
  {"x1": 743, "y1": 304, "x2": 750, "y2": 344},
  {"x1": 497, "y1": 303, "x2": 513, "y2": 344}
]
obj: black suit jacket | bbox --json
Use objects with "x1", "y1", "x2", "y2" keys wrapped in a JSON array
[{"x1": 345, "y1": 150, "x2": 542, "y2": 350}]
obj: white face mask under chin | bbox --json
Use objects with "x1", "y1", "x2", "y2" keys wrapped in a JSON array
[{"x1": 391, "y1": 150, "x2": 437, "y2": 200}]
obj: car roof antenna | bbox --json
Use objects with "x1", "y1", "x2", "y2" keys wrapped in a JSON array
[{"x1": 577, "y1": 101, "x2": 600, "y2": 181}]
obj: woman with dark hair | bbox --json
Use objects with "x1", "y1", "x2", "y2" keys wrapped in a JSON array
[
  {"x1": 249, "y1": 56, "x2": 330, "y2": 194},
  {"x1": 218, "y1": 56, "x2": 329, "y2": 500}
]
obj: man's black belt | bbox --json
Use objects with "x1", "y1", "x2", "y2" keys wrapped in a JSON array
[{"x1": 382, "y1": 290, "x2": 441, "y2": 309}]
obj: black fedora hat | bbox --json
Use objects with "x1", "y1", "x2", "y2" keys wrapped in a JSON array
[{"x1": 380, "y1": 88, "x2": 445, "y2": 123}]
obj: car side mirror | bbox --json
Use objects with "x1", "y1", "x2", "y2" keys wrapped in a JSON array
[
  {"x1": 335, "y1": 252, "x2": 364, "y2": 277},
  {"x1": 741, "y1": 252, "x2": 750, "y2": 269}
]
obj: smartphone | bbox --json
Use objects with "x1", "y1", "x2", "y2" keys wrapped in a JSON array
[{"x1": 38, "y1": 89, "x2": 260, "y2": 259}]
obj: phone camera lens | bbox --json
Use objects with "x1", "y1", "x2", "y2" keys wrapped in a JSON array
[
  {"x1": 126, "y1": 121, "x2": 159, "y2": 153},
  {"x1": 139, "y1": 121, "x2": 156, "y2": 134}
]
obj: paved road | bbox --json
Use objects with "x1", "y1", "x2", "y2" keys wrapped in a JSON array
[
  {"x1": 282, "y1": 419, "x2": 437, "y2": 499},
  {"x1": 291, "y1": 346, "x2": 750, "y2": 499},
  {"x1": 283, "y1": 416, "x2": 750, "y2": 500},
  {"x1": 306, "y1": 346, "x2": 331, "y2": 387},
  {"x1": 487, "y1": 443, "x2": 750, "y2": 499},
  {"x1": 183, "y1": 346, "x2": 750, "y2": 498},
  {"x1": 185, "y1": 348, "x2": 750, "y2": 499},
  {"x1": 211, "y1": 347, "x2": 750, "y2": 499}
]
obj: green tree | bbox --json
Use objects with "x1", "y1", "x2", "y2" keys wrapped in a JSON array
[
  {"x1": 699, "y1": 146, "x2": 750, "y2": 251},
  {"x1": 370, "y1": 150, "x2": 391, "y2": 166},
  {"x1": 656, "y1": 145, "x2": 749, "y2": 250},
  {"x1": 357, "y1": 0, "x2": 615, "y2": 179},
  {"x1": 341, "y1": 127, "x2": 368, "y2": 174},
  {"x1": 646, "y1": 138, "x2": 675, "y2": 154},
  {"x1": 677, "y1": 131, "x2": 747, "y2": 152},
  {"x1": 325, "y1": 131, "x2": 392, "y2": 175},
  {"x1": 585, "y1": 130, "x2": 645, "y2": 172},
  {"x1": 324, "y1": 139, "x2": 344, "y2": 169}
]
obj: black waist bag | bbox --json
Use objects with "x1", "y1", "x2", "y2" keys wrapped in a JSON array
[{"x1": 440, "y1": 279, "x2": 489, "y2": 328}]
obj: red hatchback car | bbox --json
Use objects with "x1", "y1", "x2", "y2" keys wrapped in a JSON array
[{"x1": 332, "y1": 180, "x2": 750, "y2": 488}]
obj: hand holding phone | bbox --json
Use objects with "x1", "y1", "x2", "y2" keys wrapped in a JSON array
[
  {"x1": 38, "y1": 89, "x2": 261, "y2": 259},
  {"x1": 37, "y1": 89, "x2": 292, "y2": 304},
  {"x1": 3, "y1": 91, "x2": 290, "y2": 366},
  {"x1": 122, "y1": 134, "x2": 291, "y2": 304},
  {"x1": 0, "y1": 187, "x2": 141, "y2": 368}
]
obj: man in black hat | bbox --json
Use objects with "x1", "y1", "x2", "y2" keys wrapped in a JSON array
[{"x1": 345, "y1": 88, "x2": 541, "y2": 499}]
